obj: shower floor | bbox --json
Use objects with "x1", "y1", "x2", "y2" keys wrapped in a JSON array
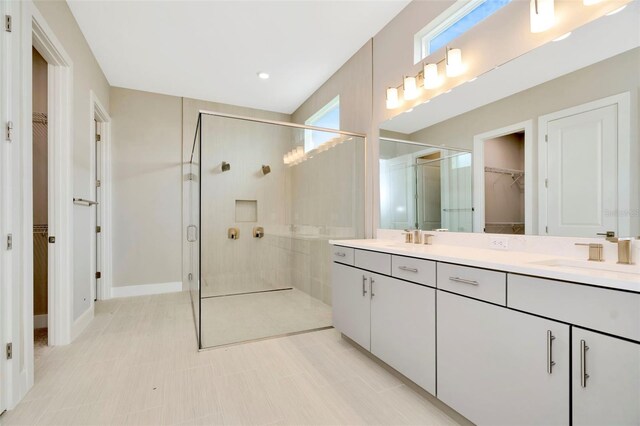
[{"x1": 200, "y1": 288, "x2": 332, "y2": 348}]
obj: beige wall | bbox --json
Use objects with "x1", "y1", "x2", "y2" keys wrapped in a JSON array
[
  {"x1": 292, "y1": 40, "x2": 372, "y2": 135},
  {"x1": 110, "y1": 88, "x2": 183, "y2": 287},
  {"x1": 33, "y1": 0, "x2": 111, "y2": 320}
]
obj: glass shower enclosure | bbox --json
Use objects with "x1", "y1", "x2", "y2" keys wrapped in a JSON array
[{"x1": 184, "y1": 111, "x2": 366, "y2": 349}]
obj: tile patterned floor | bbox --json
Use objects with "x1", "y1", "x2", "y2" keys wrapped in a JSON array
[
  {"x1": 1, "y1": 292, "x2": 462, "y2": 426},
  {"x1": 200, "y1": 288, "x2": 332, "y2": 348}
]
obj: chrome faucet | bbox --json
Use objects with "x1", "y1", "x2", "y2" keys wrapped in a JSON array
[
  {"x1": 402, "y1": 229, "x2": 423, "y2": 244},
  {"x1": 575, "y1": 243, "x2": 604, "y2": 262},
  {"x1": 597, "y1": 231, "x2": 635, "y2": 264}
]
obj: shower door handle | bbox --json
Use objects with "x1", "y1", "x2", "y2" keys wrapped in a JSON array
[{"x1": 187, "y1": 225, "x2": 198, "y2": 242}]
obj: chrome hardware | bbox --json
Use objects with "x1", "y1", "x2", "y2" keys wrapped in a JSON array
[
  {"x1": 413, "y1": 230, "x2": 422, "y2": 244},
  {"x1": 370, "y1": 277, "x2": 375, "y2": 298},
  {"x1": 6, "y1": 121, "x2": 13, "y2": 141},
  {"x1": 402, "y1": 230, "x2": 413, "y2": 243},
  {"x1": 604, "y1": 237, "x2": 634, "y2": 265},
  {"x1": 423, "y1": 233, "x2": 435, "y2": 245},
  {"x1": 575, "y1": 243, "x2": 604, "y2": 262},
  {"x1": 334, "y1": 252, "x2": 346, "y2": 257},
  {"x1": 597, "y1": 231, "x2": 616, "y2": 241},
  {"x1": 73, "y1": 198, "x2": 98, "y2": 206},
  {"x1": 398, "y1": 266, "x2": 418, "y2": 273},
  {"x1": 48, "y1": 236, "x2": 55, "y2": 244},
  {"x1": 187, "y1": 225, "x2": 198, "y2": 242},
  {"x1": 253, "y1": 226, "x2": 264, "y2": 238},
  {"x1": 449, "y1": 276, "x2": 479, "y2": 286},
  {"x1": 580, "y1": 339, "x2": 590, "y2": 388},
  {"x1": 362, "y1": 275, "x2": 367, "y2": 296},
  {"x1": 546, "y1": 330, "x2": 556, "y2": 374},
  {"x1": 227, "y1": 227, "x2": 239, "y2": 240},
  {"x1": 435, "y1": 228, "x2": 449, "y2": 232}
]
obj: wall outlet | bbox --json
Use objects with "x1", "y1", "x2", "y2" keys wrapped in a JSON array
[{"x1": 489, "y1": 237, "x2": 509, "y2": 250}]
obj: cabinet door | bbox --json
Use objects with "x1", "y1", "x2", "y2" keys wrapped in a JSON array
[
  {"x1": 370, "y1": 273, "x2": 436, "y2": 394},
  {"x1": 331, "y1": 263, "x2": 370, "y2": 350},
  {"x1": 438, "y1": 292, "x2": 569, "y2": 425},
  {"x1": 573, "y1": 328, "x2": 640, "y2": 426}
]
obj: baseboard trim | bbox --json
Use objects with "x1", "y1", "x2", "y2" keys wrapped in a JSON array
[
  {"x1": 33, "y1": 314, "x2": 48, "y2": 329},
  {"x1": 110, "y1": 281, "x2": 182, "y2": 298},
  {"x1": 71, "y1": 304, "x2": 94, "y2": 342}
]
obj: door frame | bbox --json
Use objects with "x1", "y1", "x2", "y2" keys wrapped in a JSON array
[
  {"x1": 89, "y1": 91, "x2": 112, "y2": 301},
  {"x1": 0, "y1": 0, "x2": 12, "y2": 414},
  {"x1": 537, "y1": 92, "x2": 631, "y2": 236},
  {"x1": 473, "y1": 120, "x2": 534, "y2": 234}
]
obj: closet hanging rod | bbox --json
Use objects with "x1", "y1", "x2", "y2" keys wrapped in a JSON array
[
  {"x1": 484, "y1": 166, "x2": 524, "y2": 175},
  {"x1": 73, "y1": 198, "x2": 98, "y2": 206}
]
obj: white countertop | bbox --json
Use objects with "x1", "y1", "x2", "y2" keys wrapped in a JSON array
[{"x1": 329, "y1": 239, "x2": 640, "y2": 293}]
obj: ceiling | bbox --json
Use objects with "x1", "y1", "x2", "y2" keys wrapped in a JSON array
[{"x1": 67, "y1": 0, "x2": 410, "y2": 114}]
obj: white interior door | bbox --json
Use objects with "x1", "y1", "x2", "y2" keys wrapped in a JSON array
[{"x1": 545, "y1": 104, "x2": 618, "y2": 237}]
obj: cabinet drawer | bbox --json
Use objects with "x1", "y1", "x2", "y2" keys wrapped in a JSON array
[
  {"x1": 331, "y1": 246, "x2": 354, "y2": 265},
  {"x1": 355, "y1": 249, "x2": 391, "y2": 275},
  {"x1": 508, "y1": 274, "x2": 640, "y2": 341},
  {"x1": 391, "y1": 255, "x2": 436, "y2": 287},
  {"x1": 437, "y1": 263, "x2": 506, "y2": 305}
]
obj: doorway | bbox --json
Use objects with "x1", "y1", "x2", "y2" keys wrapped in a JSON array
[
  {"x1": 473, "y1": 121, "x2": 533, "y2": 234},
  {"x1": 32, "y1": 47, "x2": 49, "y2": 349}
]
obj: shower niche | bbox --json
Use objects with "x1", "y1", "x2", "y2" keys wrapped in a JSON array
[{"x1": 184, "y1": 110, "x2": 365, "y2": 349}]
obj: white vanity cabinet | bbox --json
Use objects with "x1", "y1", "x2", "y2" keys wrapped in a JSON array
[
  {"x1": 438, "y1": 291, "x2": 570, "y2": 425},
  {"x1": 369, "y1": 272, "x2": 436, "y2": 394},
  {"x1": 572, "y1": 328, "x2": 640, "y2": 426},
  {"x1": 332, "y1": 251, "x2": 437, "y2": 394},
  {"x1": 331, "y1": 262, "x2": 371, "y2": 349}
]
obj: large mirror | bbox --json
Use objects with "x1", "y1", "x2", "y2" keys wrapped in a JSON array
[{"x1": 379, "y1": 6, "x2": 639, "y2": 238}]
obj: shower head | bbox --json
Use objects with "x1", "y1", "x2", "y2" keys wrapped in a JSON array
[
  {"x1": 221, "y1": 161, "x2": 231, "y2": 172},
  {"x1": 261, "y1": 165, "x2": 271, "y2": 175}
]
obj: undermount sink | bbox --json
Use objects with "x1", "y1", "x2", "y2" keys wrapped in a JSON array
[{"x1": 529, "y1": 258, "x2": 640, "y2": 275}]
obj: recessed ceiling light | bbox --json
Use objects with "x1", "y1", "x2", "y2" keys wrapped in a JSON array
[
  {"x1": 606, "y1": 5, "x2": 626, "y2": 15},
  {"x1": 553, "y1": 32, "x2": 571, "y2": 42},
  {"x1": 257, "y1": 72, "x2": 270, "y2": 79}
]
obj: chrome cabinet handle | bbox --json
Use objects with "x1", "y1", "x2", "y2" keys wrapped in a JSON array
[
  {"x1": 370, "y1": 277, "x2": 375, "y2": 298},
  {"x1": 398, "y1": 266, "x2": 418, "y2": 273},
  {"x1": 362, "y1": 275, "x2": 368, "y2": 297},
  {"x1": 449, "y1": 276, "x2": 479, "y2": 286},
  {"x1": 580, "y1": 339, "x2": 590, "y2": 388},
  {"x1": 334, "y1": 252, "x2": 346, "y2": 257},
  {"x1": 547, "y1": 330, "x2": 556, "y2": 374}
]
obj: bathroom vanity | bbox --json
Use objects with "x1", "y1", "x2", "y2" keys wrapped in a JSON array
[{"x1": 330, "y1": 240, "x2": 640, "y2": 426}]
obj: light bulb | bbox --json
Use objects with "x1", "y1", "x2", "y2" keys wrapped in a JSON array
[
  {"x1": 423, "y1": 63, "x2": 441, "y2": 89},
  {"x1": 403, "y1": 76, "x2": 419, "y2": 100},
  {"x1": 530, "y1": 0, "x2": 555, "y2": 33},
  {"x1": 386, "y1": 87, "x2": 399, "y2": 109},
  {"x1": 446, "y1": 48, "x2": 464, "y2": 77}
]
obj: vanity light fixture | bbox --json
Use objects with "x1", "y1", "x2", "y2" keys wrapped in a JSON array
[
  {"x1": 445, "y1": 47, "x2": 464, "y2": 77},
  {"x1": 423, "y1": 63, "x2": 441, "y2": 89},
  {"x1": 530, "y1": 0, "x2": 555, "y2": 33},
  {"x1": 403, "y1": 76, "x2": 419, "y2": 100},
  {"x1": 386, "y1": 87, "x2": 400, "y2": 109},
  {"x1": 606, "y1": 4, "x2": 627, "y2": 15}
]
